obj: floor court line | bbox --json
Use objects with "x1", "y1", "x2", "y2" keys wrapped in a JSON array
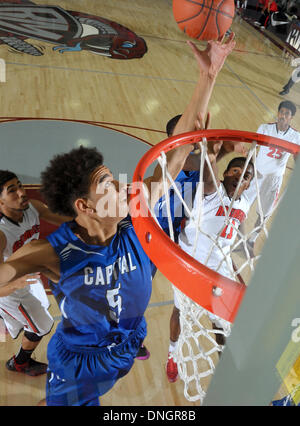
[
  {"x1": 141, "y1": 32, "x2": 284, "y2": 59},
  {"x1": 4, "y1": 60, "x2": 245, "y2": 89},
  {"x1": 224, "y1": 62, "x2": 273, "y2": 114},
  {"x1": 0, "y1": 116, "x2": 166, "y2": 136}
]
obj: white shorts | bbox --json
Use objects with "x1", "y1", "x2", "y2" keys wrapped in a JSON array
[
  {"x1": 0, "y1": 288, "x2": 53, "y2": 339},
  {"x1": 246, "y1": 173, "x2": 283, "y2": 218},
  {"x1": 29, "y1": 279, "x2": 50, "y2": 310},
  {"x1": 257, "y1": 174, "x2": 282, "y2": 218},
  {"x1": 173, "y1": 288, "x2": 180, "y2": 309}
]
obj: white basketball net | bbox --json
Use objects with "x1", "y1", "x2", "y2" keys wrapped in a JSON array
[{"x1": 146, "y1": 136, "x2": 288, "y2": 403}]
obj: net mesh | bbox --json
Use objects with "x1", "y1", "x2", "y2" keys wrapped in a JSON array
[
  {"x1": 173, "y1": 285, "x2": 231, "y2": 402},
  {"x1": 145, "y1": 135, "x2": 293, "y2": 403}
]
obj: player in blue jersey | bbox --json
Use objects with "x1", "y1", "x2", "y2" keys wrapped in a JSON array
[
  {"x1": 0, "y1": 35, "x2": 236, "y2": 406},
  {"x1": 154, "y1": 114, "x2": 202, "y2": 243}
]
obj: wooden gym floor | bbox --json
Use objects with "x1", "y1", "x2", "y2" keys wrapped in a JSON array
[{"x1": 0, "y1": 0, "x2": 299, "y2": 406}]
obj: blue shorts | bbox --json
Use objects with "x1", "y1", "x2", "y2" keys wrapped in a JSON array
[{"x1": 46, "y1": 319, "x2": 147, "y2": 406}]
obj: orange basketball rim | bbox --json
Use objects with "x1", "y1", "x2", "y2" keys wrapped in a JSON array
[{"x1": 130, "y1": 129, "x2": 300, "y2": 323}]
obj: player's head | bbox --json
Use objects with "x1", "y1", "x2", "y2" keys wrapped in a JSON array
[
  {"x1": 0, "y1": 170, "x2": 29, "y2": 213},
  {"x1": 277, "y1": 101, "x2": 296, "y2": 131},
  {"x1": 0, "y1": 170, "x2": 17, "y2": 195},
  {"x1": 166, "y1": 115, "x2": 182, "y2": 137},
  {"x1": 223, "y1": 157, "x2": 254, "y2": 198},
  {"x1": 40, "y1": 146, "x2": 104, "y2": 217},
  {"x1": 40, "y1": 146, "x2": 128, "y2": 221},
  {"x1": 278, "y1": 100, "x2": 296, "y2": 116}
]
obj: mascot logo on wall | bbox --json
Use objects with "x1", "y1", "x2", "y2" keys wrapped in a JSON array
[{"x1": 0, "y1": 0, "x2": 147, "y2": 59}]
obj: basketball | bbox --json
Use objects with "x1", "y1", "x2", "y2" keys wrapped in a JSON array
[{"x1": 173, "y1": 0, "x2": 235, "y2": 41}]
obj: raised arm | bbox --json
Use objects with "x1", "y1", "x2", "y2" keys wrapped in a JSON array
[
  {"x1": 172, "y1": 34, "x2": 235, "y2": 137},
  {"x1": 144, "y1": 34, "x2": 236, "y2": 205}
]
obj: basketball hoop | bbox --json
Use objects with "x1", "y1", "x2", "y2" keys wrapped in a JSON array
[{"x1": 130, "y1": 129, "x2": 300, "y2": 402}]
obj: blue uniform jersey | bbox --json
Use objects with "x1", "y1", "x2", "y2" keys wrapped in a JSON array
[
  {"x1": 155, "y1": 170, "x2": 199, "y2": 242},
  {"x1": 46, "y1": 216, "x2": 153, "y2": 348}
]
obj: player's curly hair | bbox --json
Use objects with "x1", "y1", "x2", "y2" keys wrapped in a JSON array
[{"x1": 40, "y1": 146, "x2": 104, "y2": 217}]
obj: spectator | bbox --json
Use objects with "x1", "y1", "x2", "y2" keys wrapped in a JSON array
[
  {"x1": 279, "y1": 69, "x2": 300, "y2": 95},
  {"x1": 254, "y1": 0, "x2": 278, "y2": 29}
]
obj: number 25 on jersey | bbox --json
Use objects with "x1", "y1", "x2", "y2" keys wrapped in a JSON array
[{"x1": 267, "y1": 147, "x2": 283, "y2": 159}]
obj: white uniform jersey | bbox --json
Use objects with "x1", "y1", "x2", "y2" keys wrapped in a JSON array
[
  {"x1": 0, "y1": 203, "x2": 49, "y2": 307},
  {"x1": 1, "y1": 202, "x2": 40, "y2": 260},
  {"x1": 0, "y1": 203, "x2": 53, "y2": 338},
  {"x1": 179, "y1": 184, "x2": 250, "y2": 280},
  {"x1": 255, "y1": 123, "x2": 300, "y2": 176}
]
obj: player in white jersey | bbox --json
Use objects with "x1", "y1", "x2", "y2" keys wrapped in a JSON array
[
  {"x1": 163, "y1": 115, "x2": 248, "y2": 382},
  {"x1": 1, "y1": 197, "x2": 49, "y2": 309},
  {"x1": 179, "y1": 180, "x2": 251, "y2": 279},
  {"x1": 0, "y1": 170, "x2": 70, "y2": 376},
  {"x1": 246, "y1": 100, "x2": 300, "y2": 252},
  {"x1": 166, "y1": 149, "x2": 254, "y2": 383}
]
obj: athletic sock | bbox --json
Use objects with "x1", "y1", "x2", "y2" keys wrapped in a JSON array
[
  {"x1": 169, "y1": 340, "x2": 178, "y2": 353},
  {"x1": 248, "y1": 216, "x2": 264, "y2": 245},
  {"x1": 14, "y1": 347, "x2": 34, "y2": 365},
  {"x1": 248, "y1": 233, "x2": 258, "y2": 245}
]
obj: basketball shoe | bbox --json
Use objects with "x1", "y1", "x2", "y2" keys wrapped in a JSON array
[
  {"x1": 136, "y1": 344, "x2": 150, "y2": 360},
  {"x1": 6, "y1": 356, "x2": 47, "y2": 376},
  {"x1": 279, "y1": 88, "x2": 289, "y2": 95},
  {"x1": 166, "y1": 352, "x2": 178, "y2": 383}
]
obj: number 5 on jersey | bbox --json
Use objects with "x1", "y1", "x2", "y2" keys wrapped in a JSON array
[{"x1": 106, "y1": 283, "x2": 122, "y2": 323}]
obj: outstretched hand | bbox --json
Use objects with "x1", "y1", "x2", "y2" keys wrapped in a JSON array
[
  {"x1": 188, "y1": 33, "x2": 236, "y2": 78},
  {"x1": 13, "y1": 273, "x2": 41, "y2": 290},
  {"x1": 194, "y1": 112, "x2": 223, "y2": 157},
  {"x1": 193, "y1": 112, "x2": 247, "y2": 158},
  {"x1": 195, "y1": 111, "x2": 210, "y2": 131},
  {"x1": 222, "y1": 140, "x2": 248, "y2": 155}
]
